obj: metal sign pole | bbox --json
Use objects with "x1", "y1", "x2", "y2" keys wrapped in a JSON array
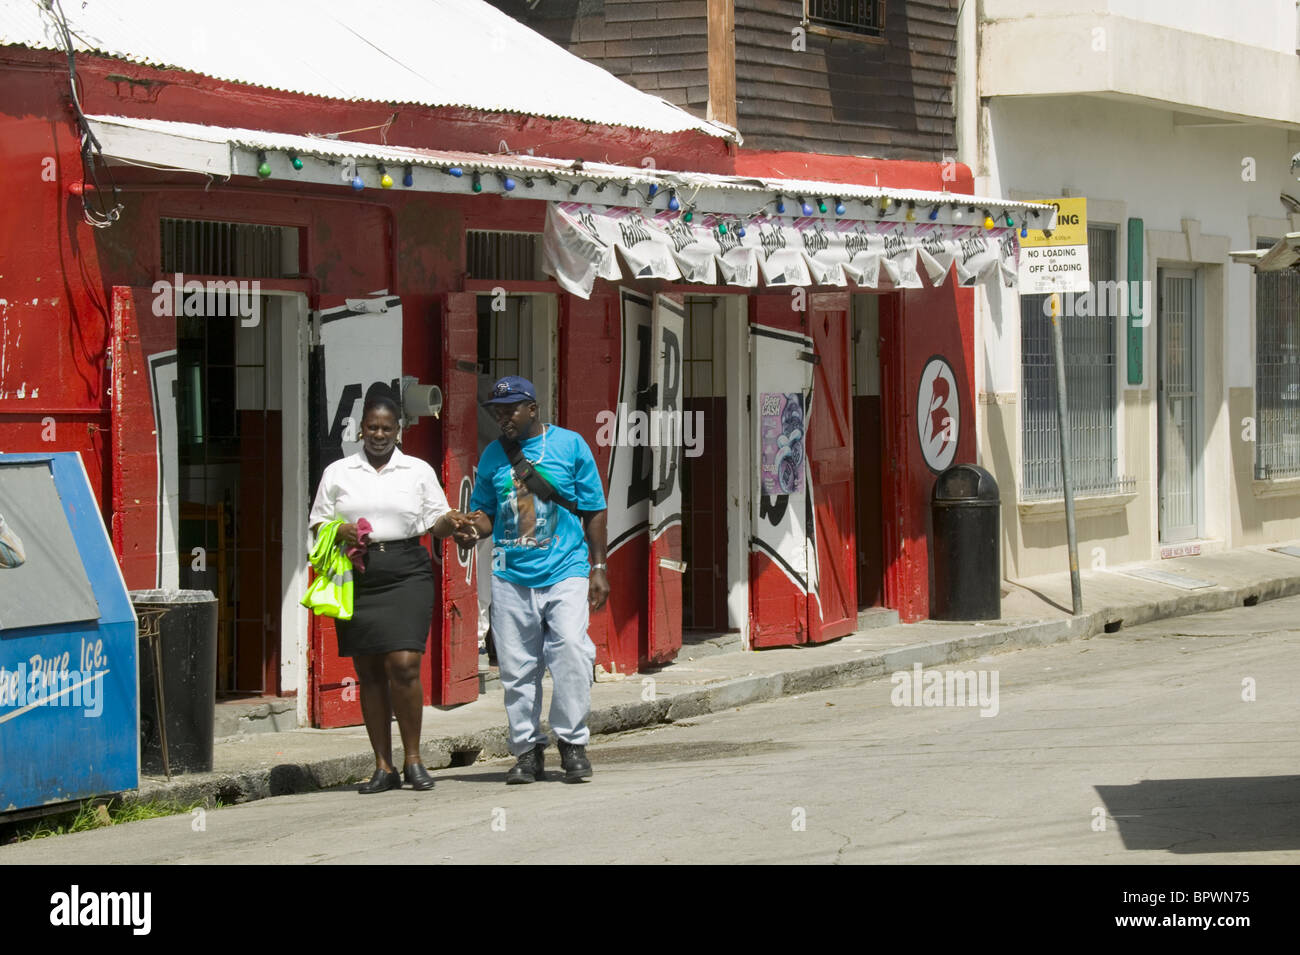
[{"x1": 1050, "y1": 294, "x2": 1084, "y2": 615}]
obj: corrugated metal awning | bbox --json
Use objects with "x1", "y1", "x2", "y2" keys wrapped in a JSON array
[
  {"x1": 86, "y1": 115, "x2": 1054, "y2": 223},
  {"x1": 4, "y1": 0, "x2": 733, "y2": 140},
  {"x1": 85, "y1": 114, "x2": 1055, "y2": 297}
]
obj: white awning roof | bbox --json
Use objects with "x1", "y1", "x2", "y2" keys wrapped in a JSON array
[
  {"x1": 2, "y1": 0, "x2": 733, "y2": 140},
  {"x1": 84, "y1": 114, "x2": 1055, "y2": 297},
  {"x1": 86, "y1": 115, "x2": 1054, "y2": 222},
  {"x1": 1230, "y1": 233, "x2": 1300, "y2": 271}
]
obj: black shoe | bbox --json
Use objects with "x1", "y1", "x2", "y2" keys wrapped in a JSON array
[
  {"x1": 403, "y1": 762, "x2": 435, "y2": 791},
  {"x1": 358, "y1": 767, "x2": 402, "y2": 794},
  {"x1": 505, "y1": 744, "x2": 545, "y2": 785},
  {"x1": 556, "y1": 740, "x2": 592, "y2": 783}
]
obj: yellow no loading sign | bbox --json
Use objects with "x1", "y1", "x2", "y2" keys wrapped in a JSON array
[
  {"x1": 1018, "y1": 198, "x2": 1089, "y2": 294},
  {"x1": 1021, "y1": 198, "x2": 1087, "y2": 248}
]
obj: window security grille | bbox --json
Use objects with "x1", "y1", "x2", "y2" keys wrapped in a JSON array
[
  {"x1": 160, "y1": 218, "x2": 296, "y2": 278},
  {"x1": 806, "y1": 0, "x2": 885, "y2": 38},
  {"x1": 1255, "y1": 242, "x2": 1300, "y2": 479},
  {"x1": 1020, "y1": 225, "x2": 1135, "y2": 501},
  {"x1": 467, "y1": 230, "x2": 544, "y2": 282}
]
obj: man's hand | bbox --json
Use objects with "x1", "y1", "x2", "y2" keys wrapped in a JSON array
[
  {"x1": 588, "y1": 567, "x2": 610, "y2": 612},
  {"x1": 431, "y1": 509, "x2": 471, "y2": 541},
  {"x1": 338, "y1": 522, "x2": 363, "y2": 545},
  {"x1": 451, "y1": 510, "x2": 491, "y2": 547}
]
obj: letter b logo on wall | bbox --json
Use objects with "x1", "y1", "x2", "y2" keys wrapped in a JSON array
[{"x1": 917, "y1": 356, "x2": 959, "y2": 473}]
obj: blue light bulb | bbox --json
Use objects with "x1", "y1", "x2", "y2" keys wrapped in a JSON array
[
  {"x1": 503, "y1": 177, "x2": 516, "y2": 191},
  {"x1": 737, "y1": 226, "x2": 746, "y2": 237},
  {"x1": 776, "y1": 199, "x2": 786, "y2": 214},
  {"x1": 448, "y1": 167, "x2": 464, "y2": 177},
  {"x1": 668, "y1": 195, "x2": 680, "y2": 211},
  {"x1": 929, "y1": 206, "x2": 940, "y2": 221},
  {"x1": 402, "y1": 167, "x2": 414, "y2": 187},
  {"x1": 801, "y1": 201, "x2": 813, "y2": 216},
  {"x1": 648, "y1": 183, "x2": 659, "y2": 198},
  {"x1": 835, "y1": 201, "x2": 846, "y2": 216},
  {"x1": 351, "y1": 175, "x2": 364, "y2": 191}
]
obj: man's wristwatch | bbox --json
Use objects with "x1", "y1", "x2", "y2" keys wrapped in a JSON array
[{"x1": 591, "y1": 563, "x2": 607, "y2": 571}]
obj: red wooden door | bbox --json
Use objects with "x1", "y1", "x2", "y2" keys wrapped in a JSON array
[
  {"x1": 111, "y1": 286, "x2": 178, "y2": 591},
  {"x1": 646, "y1": 293, "x2": 685, "y2": 664},
  {"x1": 808, "y1": 294, "x2": 856, "y2": 641},
  {"x1": 435, "y1": 292, "x2": 480, "y2": 704}
]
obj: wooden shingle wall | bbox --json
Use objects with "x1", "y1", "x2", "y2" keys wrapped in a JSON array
[
  {"x1": 488, "y1": 0, "x2": 957, "y2": 160},
  {"x1": 735, "y1": 1, "x2": 958, "y2": 159},
  {"x1": 488, "y1": 0, "x2": 711, "y2": 117}
]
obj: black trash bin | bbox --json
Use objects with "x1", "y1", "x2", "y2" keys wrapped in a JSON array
[
  {"x1": 131, "y1": 589, "x2": 218, "y2": 775},
  {"x1": 931, "y1": 465, "x2": 1000, "y2": 620}
]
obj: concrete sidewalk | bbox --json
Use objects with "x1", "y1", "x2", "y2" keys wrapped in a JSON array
[{"x1": 129, "y1": 541, "x2": 1300, "y2": 808}]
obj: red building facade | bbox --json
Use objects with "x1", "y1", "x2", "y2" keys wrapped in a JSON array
[{"x1": 1, "y1": 29, "x2": 1002, "y2": 727}]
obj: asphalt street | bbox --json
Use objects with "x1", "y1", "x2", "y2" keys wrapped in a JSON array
[{"x1": 4, "y1": 596, "x2": 1299, "y2": 864}]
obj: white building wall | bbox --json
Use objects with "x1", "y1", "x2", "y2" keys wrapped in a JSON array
[
  {"x1": 975, "y1": 89, "x2": 1300, "y2": 573},
  {"x1": 982, "y1": 0, "x2": 1296, "y2": 53},
  {"x1": 985, "y1": 95, "x2": 1297, "y2": 389}
]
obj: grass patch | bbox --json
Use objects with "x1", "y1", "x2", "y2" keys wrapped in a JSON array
[{"x1": 3, "y1": 796, "x2": 221, "y2": 843}]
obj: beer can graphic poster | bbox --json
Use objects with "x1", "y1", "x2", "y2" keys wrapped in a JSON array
[{"x1": 760, "y1": 391, "x2": 806, "y2": 495}]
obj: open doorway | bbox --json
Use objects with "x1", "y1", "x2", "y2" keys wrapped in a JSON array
[
  {"x1": 474, "y1": 292, "x2": 557, "y2": 661},
  {"x1": 681, "y1": 296, "x2": 728, "y2": 633},
  {"x1": 175, "y1": 293, "x2": 309, "y2": 697},
  {"x1": 852, "y1": 293, "x2": 886, "y2": 609}
]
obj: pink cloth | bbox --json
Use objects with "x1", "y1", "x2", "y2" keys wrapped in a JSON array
[{"x1": 344, "y1": 518, "x2": 372, "y2": 571}]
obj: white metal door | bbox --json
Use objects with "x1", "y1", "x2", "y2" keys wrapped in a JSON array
[{"x1": 1158, "y1": 269, "x2": 1200, "y2": 542}]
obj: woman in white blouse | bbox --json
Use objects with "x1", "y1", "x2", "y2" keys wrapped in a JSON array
[{"x1": 309, "y1": 389, "x2": 468, "y2": 793}]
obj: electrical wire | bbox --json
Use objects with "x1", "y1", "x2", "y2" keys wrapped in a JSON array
[{"x1": 44, "y1": 0, "x2": 123, "y2": 227}]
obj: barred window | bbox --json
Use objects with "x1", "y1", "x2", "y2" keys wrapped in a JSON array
[
  {"x1": 1020, "y1": 225, "x2": 1134, "y2": 500},
  {"x1": 1255, "y1": 240, "x2": 1300, "y2": 478},
  {"x1": 805, "y1": 0, "x2": 885, "y2": 39}
]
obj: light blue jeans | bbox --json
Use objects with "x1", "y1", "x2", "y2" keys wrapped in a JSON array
[{"x1": 490, "y1": 575, "x2": 596, "y2": 755}]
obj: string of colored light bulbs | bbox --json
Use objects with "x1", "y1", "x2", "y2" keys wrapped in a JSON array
[{"x1": 253, "y1": 151, "x2": 1043, "y2": 238}]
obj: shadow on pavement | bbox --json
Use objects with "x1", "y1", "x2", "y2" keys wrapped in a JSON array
[{"x1": 1095, "y1": 775, "x2": 1300, "y2": 853}]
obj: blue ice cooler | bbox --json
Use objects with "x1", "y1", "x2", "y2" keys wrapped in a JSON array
[{"x1": 0, "y1": 452, "x2": 138, "y2": 813}]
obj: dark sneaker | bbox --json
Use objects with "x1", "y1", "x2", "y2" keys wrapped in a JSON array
[
  {"x1": 556, "y1": 740, "x2": 592, "y2": 783},
  {"x1": 505, "y1": 744, "x2": 545, "y2": 785}
]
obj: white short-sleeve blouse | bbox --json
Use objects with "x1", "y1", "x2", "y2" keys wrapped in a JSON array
[{"x1": 309, "y1": 447, "x2": 451, "y2": 542}]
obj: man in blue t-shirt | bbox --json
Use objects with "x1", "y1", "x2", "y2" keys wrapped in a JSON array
[{"x1": 454, "y1": 376, "x2": 609, "y2": 783}]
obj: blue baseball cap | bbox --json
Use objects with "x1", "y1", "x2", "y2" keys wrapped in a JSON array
[{"x1": 482, "y1": 375, "x2": 538, "y2": 405}]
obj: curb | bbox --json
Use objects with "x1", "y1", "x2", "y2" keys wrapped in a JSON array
[{"x1": 121, "y1": 572, "x2": 1300, "y2": 810}]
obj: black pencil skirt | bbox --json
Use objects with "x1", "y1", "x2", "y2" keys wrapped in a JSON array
[{"x1": 334, "y1": 541, "x2": 434, "y2": 658}]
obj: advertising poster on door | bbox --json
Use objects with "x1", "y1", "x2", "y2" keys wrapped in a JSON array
[
  {"x1": 315, "y1": 293, "x2": 403, "y2": 472},
  {"x1": 759, "y1": 391, "x2": 806, "y2": 495},
  {"x1": 750, "y1": 326, "x2": 817, "y2": 604},
  {"x1": 605, "y1": 289, "x2": 653, "y2": 556}
]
